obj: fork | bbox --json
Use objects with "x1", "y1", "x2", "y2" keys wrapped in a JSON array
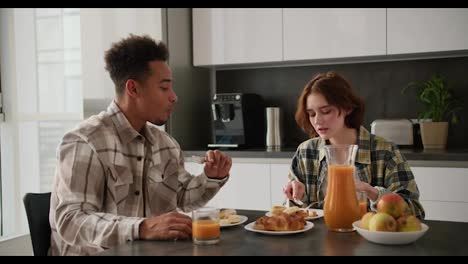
[
  {"x1": 282, "y1": 197, "x2": 304, "y2": 207},
  {"x1": 293, "y1": 198, "x2": 304, "y2": 206},
  {"x1": 303, "y1": 201, "x2": 320, "y2": 210},
  {"x1": 190, "y1": 155, "x2": 206, "y2": 164},
  {"x1": 285, "y1": 198, "x2": 320, "y2": 210}
]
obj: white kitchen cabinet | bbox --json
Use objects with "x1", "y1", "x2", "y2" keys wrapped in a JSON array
[
  {"x1": 210, "y1": 162, "x2": 270, "y2": 210},
  {"x1": 184, "y1": 161, "x2": 271, "y2": 210},
  {"x1": 193, "y1": 8, "x2": 468, "y2": 67},
  {"x1": 187, "y1": 159, "x2": 468, "y2": 223},
  {"x1": 185, "y1": 161, "x2": 219, "y2": 208},
  {"x1": 184, "y1": 161, "x2": 204, "y2": 175},
  {"x1": 270, "y1": 163, "x2": 291, "y2": 207},
  {"x1": 387, "y1": 8, "x2": 468, "y2": 55},
  {"x1": 283, "y1": 8, "x2": 386, "y2": 61},
  {"x1": 192, "y1": 8, "x2": 283, "y2": 66},
  {"x1": 412, "y1": 167, "x2": 468, "y2": 222}
]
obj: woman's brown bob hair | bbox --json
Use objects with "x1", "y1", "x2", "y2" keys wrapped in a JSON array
[{"x1": 295, "y1": 71, "x2": 365, "y2": 137}]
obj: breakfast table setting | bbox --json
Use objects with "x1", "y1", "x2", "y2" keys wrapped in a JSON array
[
  {"x1": 95, "y1": 209, "x2": 468, "y2": 256},
  {"x1": 96, "y1": 145, "x2": 468, "y2": 256}
]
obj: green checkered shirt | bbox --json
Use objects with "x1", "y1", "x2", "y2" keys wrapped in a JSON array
[{"x1": 288, "y1": 126, "x2": 425, "y2": 219}]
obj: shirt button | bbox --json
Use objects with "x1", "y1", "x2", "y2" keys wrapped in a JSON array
[
  {"x1": 137, "y1": 156, "x2": 142, "y2": 161},
  {"x1": 134, "y1": 190, "x2": 140, "y2": 196}
]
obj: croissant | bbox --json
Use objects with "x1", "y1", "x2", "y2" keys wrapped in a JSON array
[{"x1": 254, "y1": 212, "x2": 306, "y2": 231}]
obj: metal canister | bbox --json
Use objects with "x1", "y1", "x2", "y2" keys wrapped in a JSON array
[{"x1": 266, "y1": 107, "x2": 281, "y2": 151}]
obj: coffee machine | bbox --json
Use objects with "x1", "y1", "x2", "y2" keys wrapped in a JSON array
[{"x1": 208, "y1": 93, "x2": 265, "y2": 149}]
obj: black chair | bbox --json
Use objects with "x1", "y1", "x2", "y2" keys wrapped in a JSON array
[{"x1": 23, "y1": 192, "x2": 52, "y2": 256}]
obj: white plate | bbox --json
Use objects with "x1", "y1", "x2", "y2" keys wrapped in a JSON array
[
  {"x1": 244, "y1": 221, "x2": 314, "y2": 235},
  {"x1": 265, "y1": 209, "x2": 324, "y2": 220},
  {"x1": 220, "y1": 215, "x2": 248, "y2": 228},
  {"x1": 353, "y1": 220, "x2": 429, "y2": 245}
]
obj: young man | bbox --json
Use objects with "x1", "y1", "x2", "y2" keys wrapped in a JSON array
[{"x1": 49, "y1": 34, "x2": 232, "y2": 255}]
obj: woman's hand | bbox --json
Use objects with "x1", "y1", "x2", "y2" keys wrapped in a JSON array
[
  {"x1": 355, "y1": 179, "x2": 379, "y2": 201},
  {"x1": 354, "y1": 179, "x2": 368, "y2": 193},
  {"x1": 283, "y1": 180, "x2": 305, "y2": 201}
]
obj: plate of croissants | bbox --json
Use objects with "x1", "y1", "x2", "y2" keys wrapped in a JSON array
[
  {"x1": 266, "y1": 205, "x2": 323, "y2": 220},
  {"x1": 244, "y1": 207, "x2": 314, "y2": 235}
]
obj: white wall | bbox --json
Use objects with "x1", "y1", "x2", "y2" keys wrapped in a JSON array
[{"x1": 80, "y1": 8, "x2": 162, "y2": 100}]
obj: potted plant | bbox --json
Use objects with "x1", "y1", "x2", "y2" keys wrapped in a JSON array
[{"x1": 402, "y1": 74, "x2": 462, "y2": 149}]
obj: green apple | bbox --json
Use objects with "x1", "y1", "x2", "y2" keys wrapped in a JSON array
[
  {"x1": 397, "y1": 215, "x2": 422, "y2": 232},
  {"x1": 369, "y1": 212, "x2": 397, "y2": 232},
  {"x1": 377, "y1": 193, "x2": 408, "y2": 218},
  {"x1": 360, "y1": 212, "x2": 376, "y2": 230}
]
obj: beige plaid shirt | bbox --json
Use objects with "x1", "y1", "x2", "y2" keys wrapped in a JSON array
[{"x1": 49, "y1": 100, "x2": 228, "y2": 255}]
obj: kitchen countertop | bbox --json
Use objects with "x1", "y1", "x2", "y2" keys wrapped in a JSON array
[{"x1": 185, "y1": 148, "x2": 468, "y2": 168}]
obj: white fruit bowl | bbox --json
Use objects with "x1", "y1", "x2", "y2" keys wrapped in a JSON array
[{"x1": 352, "y1": 220, "x2": 429, "y2": 245}]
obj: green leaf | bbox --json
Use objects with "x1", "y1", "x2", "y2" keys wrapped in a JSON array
[{"x1": 401, "y1": 74, "x2": 462, "y2": 125}]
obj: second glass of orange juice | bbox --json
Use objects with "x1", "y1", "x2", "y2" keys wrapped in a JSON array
[{"x1": 357, "y1": 191, "x2": 368, "y2": 217}]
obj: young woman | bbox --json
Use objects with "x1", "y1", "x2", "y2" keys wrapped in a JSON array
[{"x1": 283, "y1": 71, "x2": 425, "y2": 219}]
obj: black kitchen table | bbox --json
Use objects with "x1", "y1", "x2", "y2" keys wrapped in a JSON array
[{"x1": 95, "y1": 210, "x2": 468, "y2": 256}]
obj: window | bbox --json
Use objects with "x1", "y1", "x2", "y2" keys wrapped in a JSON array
[
  {"x1": 0, "y1": 126, "x2": 3, "y2": 237},
  {"x1": 0, "y1": 7, "x2": 162, "y2": 239},
  {"x1": 1, "y1": 79, "x2": 3, "y2": 237},
  {"x1": 0, "y1": 8, "x2": 83, "y2": 238}
]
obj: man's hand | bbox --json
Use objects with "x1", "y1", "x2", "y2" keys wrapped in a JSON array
[
  {"x1": 203, "y1": 150, "x2": 232, "y2": 179},
  {"x1": 139, "y1": 211, "x2": 192, "y2": 241},
  {"x1": 283, "y1": 180, "x2": 305, "y2": 201}
]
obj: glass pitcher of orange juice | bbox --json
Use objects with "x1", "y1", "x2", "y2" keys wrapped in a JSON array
[{"x1": 323, "y1": 144, "x2": 361, "y2": 232}]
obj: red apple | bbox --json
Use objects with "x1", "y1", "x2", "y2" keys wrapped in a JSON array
[
  {"x1": 369, "y1": 212, "x2": 397, "y2": 232},
  {"x1": 360, "y1": 212, "x2": 376, "y2": 230},
  {"x1": 377, "y1": 193, "x2": 408, "y2": 218},
  {"x1": 397, "y1": 215, "x2": 422, "y2": 232}
]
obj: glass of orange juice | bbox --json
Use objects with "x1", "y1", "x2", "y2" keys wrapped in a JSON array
[
  {"x1": 192, "y1": 207, "x2": 220, "y2": 245},
  {"x1": 357, "y1": 191, "x2": 368, "y2": 217}
]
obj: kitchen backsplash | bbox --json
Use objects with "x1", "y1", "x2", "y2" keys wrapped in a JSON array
[{"x1": 216, "y1": 56, "x2": 468, "y2": 149}]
